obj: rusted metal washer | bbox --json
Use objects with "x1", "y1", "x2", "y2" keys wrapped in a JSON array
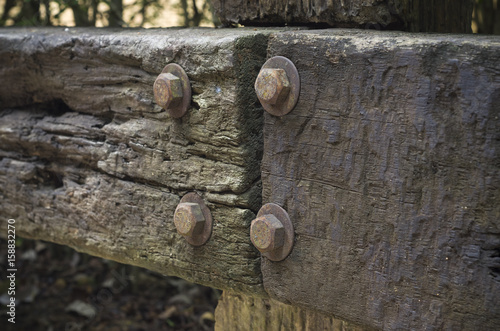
[
  {"x1": 251, "y1": 203, "x2": 294, "y2": 261},
  {"x1": 174, "y1": 192, "x2": 212, "y2": 246},
  {"x1": 255, "y1": 56, "x2": 300, "y2": 117},
  {"x1": 154, "y1": 63, "x2": 191, "y2": 118}
]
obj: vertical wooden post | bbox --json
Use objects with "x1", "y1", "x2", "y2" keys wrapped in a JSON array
[{"x1": 215, "y1": 292, "x2": 371, "y2": 331}]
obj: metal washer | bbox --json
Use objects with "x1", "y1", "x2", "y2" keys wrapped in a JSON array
[
  {"x1": 161, "y1": 63, "x2": 191, "y2": 118},
  {"x1": 258, "y1": 56, "x2": 300, "y2": 117},
  {"x1": 177, "y1": 192, "x2": 212, "y2": 246},
  {"x1": 256, "y1": 203, "x2": 294, "y2": 261}
]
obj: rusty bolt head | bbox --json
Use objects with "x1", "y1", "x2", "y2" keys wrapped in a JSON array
[
  {"x1": 250, "y1": 214, "x2": 285, "y2": 253},
  {"x1": 153, "y1": 72, "x2": 183, "y2": 109},
  {"x1": 255, "y1": 68, "x2": 291, "y2": 106},
  {"x1": 174, "y1": 202, "x2": 206, "y2": 238}
]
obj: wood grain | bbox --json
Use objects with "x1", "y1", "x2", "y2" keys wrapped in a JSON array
[
  {"x1": 215, "y1": 291, "x2": 372, "y2": 331},
  {"x1": 0, "y1": 27, "x2": 274, "y2": 295},
  {"x1": 212, "y1": 0, "x2": 473, "y2": 33},
  {"x1": 1, "y1": 27, "x2": 499, "y2": 329},
  {"x1": 261, "y1": 30, "x2": 500, "y2": 330}
]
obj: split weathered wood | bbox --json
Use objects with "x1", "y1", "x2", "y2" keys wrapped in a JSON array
[
  {"x1": 0, "y1": 27, "x2": 276, "y2": 296},
  {"x1": 214, "y1": 292, "x2": 372, "y2": 331},
  {"x1": 212, "y1": 0, "x2": 473, "y2": 33},
  {"x1": 1, "y1": 27, "x2": 499, "y2": 330},
  {"x1": 261, "y1": 30, "x2": 500, "y2": 330}
]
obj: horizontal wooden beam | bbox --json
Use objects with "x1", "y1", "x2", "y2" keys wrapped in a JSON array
[
  {"x1": 0, "y1": 27, "x2": 274, "y2": 296},
  {"x1": 261, "y1": 30, "x2": 500, "y2": 330},
  {"x1": 1, "y1": 27, "x2": 498, "y2": 330},
  {"x1": 212, "y1": 0, "x2": 473, "y2": 33}
]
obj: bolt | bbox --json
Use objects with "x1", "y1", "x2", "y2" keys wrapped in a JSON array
[
  {"x1": 255, "y1": 68, "x2": 291, "y2": 106},
  {"x1": 174, "y1": 202, "x2": 206, "y2": 238},
  {"x1": 250, "y1": 214, "x2": 285, "y2": 253},
  {"x1": 153, "y1": 72, "x2": 183, "y2": 109}
]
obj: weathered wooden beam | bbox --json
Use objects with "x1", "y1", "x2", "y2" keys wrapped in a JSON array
[
  {"x1": 1, "y1": 27, "x2": 499, "y2": 330},
  {"x1": 212, "y1": 0, "x2": 473, "y2": 33},
  {"x1": 0, "y1": 27, "x2": 275, "y2": 295},
  {"x1": 260, "y1": 30, "x2": 500, "y2": 329}
]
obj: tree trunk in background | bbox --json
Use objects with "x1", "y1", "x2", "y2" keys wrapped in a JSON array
[
  {"x1": 41, "y1": 0, "x2": 51, "y2": 25},
  {"x1": 0, "y1": 0, "x2": 16, "y2": 25},
  {"x1": 473, "y1": 0, "x2": 500, "y2": 34},
  {"x1": 191, "y1": 0, "x2": 204, "y2": 27},
  {"x1": 107, "y1": 0, "x2": 123, "y2": 27},
  {"x1": 180, "y1": 0, "x2": 189, "y2": 26},
  {"x1": 14, "y1": 0, "x2": 42, "y2": 25},
  {"x1": 70, "y1": 1, "x2": 91, "y2": 26}
]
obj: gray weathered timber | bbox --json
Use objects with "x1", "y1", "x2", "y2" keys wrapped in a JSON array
[
  {"x1": 0, "y1": 27, "x2": 275, "y2": 295},
  {"x1": 213, "y1": 0, "x2": 473, "y2": 33},
  {"x1": 2, "y1": 27, "x2": 500, "y2": 329},
  {"x1": 215, "y1": 291, "x2": 372, "y2": 331},
  {"x1": 261, "y1": 30, "x2": 500, "y2": 330}
]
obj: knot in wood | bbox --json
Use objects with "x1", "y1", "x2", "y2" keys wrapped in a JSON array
[
  {"x1": 255, "y1": 68, "x2": 290, "y2": 105},
  {"x1": 250, "y1": 214, "x2": 285, "y2": 253},
  {"x1": 174, "y1": 202, "x2": 206, "y2": 237},
  {"x1": 153, "y1": 72, "x2": 183, "y2": 110}
]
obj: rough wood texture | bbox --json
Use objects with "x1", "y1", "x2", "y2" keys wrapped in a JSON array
[
  {"x1": 215, "y1": 292, "x2": 371, "y2": 331},
  {"x1": 261, "y1": 30, "x2": 500, "y2": 330},
  {"x1": 0, "y1": 27, "x2": 274, "y2": 295},
  {"x1": 2, "y1": 27, "x2": 499, "y2": 329},
  {"x1": 213, "y1": 0, "x2": 473, "y2": 33}
]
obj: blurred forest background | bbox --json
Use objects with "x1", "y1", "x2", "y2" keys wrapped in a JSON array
[
  {"x1": 0, "y1": 0, "x2": 218, "y2": 28},
  {"x1": 472, "y1": 0, "x2": 500, "y2": 33},
  {"x1": 0, "y1": 0, "x2": 498, "y2": 33}
]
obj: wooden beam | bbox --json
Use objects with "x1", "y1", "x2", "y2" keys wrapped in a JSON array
[
  {"x1": 1, "y1": 28, "x2": 498, "y2": 330},
  {"x1": 215, "y1": 292, "x2": 372, "y2": 331},
  {"x1": 212, "y1": 0, "x2": 473, "y2": 32},
  {"x1": 260, "y1": 30, "x2": 500, "y2": 329},
  {"x1": 0, "y1": 27, "x2": 274, "y2": 295}
]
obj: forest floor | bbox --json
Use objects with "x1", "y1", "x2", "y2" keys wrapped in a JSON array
[{"x1": 0, "y1": 237, "x2": 219, "y2": 331}]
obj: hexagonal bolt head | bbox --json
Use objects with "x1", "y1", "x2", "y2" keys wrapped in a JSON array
[
  {"x1": 153, "y1": 72, "x2": 183, "y2": 109},
  {"x1": 174, "y1": 202, "x2": 206, "y2": 238},
  {"x1": 255, "y1": 68, "x2": 291, "y2": 105},
  {"x1": 250, "y1": 214, "x2": 285, "y2": 253}
]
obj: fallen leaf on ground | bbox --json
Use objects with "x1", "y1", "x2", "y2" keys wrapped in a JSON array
[
  {"x1": 65, "y1": 300, "x2": 96, "y2": 318},
  {"x1": 158, "y1": 306, "x2": 177, "y2": 319},
  {"x1": 200, "y1": 311, "x2": 215, "y2": 322}
]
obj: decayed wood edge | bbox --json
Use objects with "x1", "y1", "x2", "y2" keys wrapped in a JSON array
[
  {"x1": 212, "y1": 0, "x2": 473, "y2": 33},
  {"x1": 0, "y1": 27, "x2": 281, "y2": 296},
  {"x1": 214, "y1": 292, "x2": 374, "y2": 331},
  {"x1": 261, "y1": 29, "x2": 500, "y2": 329},
  {"x1": 0, "y1": 153, "x2": 267, "y2": 288}
]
